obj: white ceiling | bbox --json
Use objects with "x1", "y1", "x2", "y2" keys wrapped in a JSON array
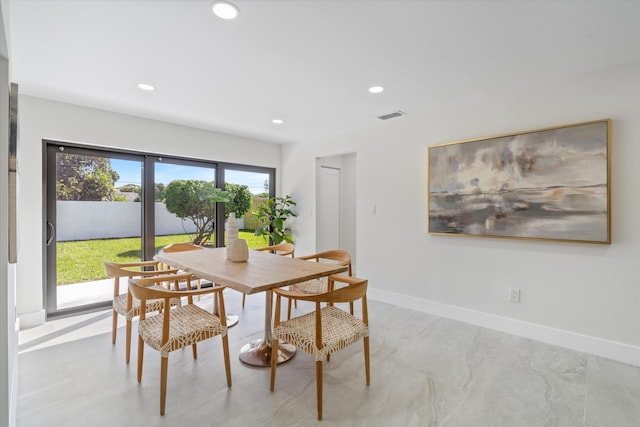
[{"x1": 7, "y1": 0, "x2": 640, "y2": 144}]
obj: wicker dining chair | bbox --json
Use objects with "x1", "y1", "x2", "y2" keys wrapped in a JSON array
[
  {"x1": 129, "y1": 273, "x2": 232, "y2": 416},
  {"x1": 286, "y1": 249, "x2": 352, "y2": 319},
  {"x1": 242, "y1": 242, "x2": 295, "y2": 308},
  {"x1": 104, "y1": 260, "x2": 179, "y2": 364},
  {"x1": 270, "y1": 275, "x2": 370, "y2": 420}
]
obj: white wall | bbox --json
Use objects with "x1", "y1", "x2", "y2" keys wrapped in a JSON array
[
  {"x1": 283, "y1": 61, "x2": 640, "y2": 366},
  {"x1": 16, "y1": 95, "x2": 281, "y2": 328}
]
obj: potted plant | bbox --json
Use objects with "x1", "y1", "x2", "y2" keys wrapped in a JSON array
[{"x1": 253, "y1": 195, "x2": 297, "y2": 245}]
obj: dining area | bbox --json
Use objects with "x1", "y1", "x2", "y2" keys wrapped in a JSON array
[
  {"x1": 105, "y1": 245, "x2": 370, "y2": 420},
  {"x1": 16, "y1": 242, "x2": 378, "y2": 425}
]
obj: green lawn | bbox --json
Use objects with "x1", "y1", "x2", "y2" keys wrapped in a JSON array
[{"x1": 56, "y1": 232, "x2": 269, "y2": 285}]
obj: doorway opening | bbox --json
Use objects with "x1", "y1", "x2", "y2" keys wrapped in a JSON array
[{"x1": 315, "y1": 153, "x2": 356, "y2": 270}]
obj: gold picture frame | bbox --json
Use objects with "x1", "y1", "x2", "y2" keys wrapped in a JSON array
[{"x1": 428, "y1": 119, "x2": 611, "y2": 244}]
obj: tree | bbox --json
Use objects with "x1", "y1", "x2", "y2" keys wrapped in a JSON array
[
  {"x1": 56, "y1": 154, "x2": 121, "y2": 201},
  {"x1": 117, "y1": 184, "x2": 140, "y2": 202},
  {"x1": 154, "y1": 183, "x2": 166, "y2": 202},
  {"x1": 118, "y1": 183, "x2": 166, "y2": 202},
  {"x1": 224, "y1": 183, "x2": 252, "y2": 220},
  {"x1": 118, "y1": 184, "x2": 140, "y2": 193},
  {"x1": 163, "y1": 180, "x2": 231, "y2": 245},
  {"x1": 253, "y1": 195, "x2": 297, "y2": 244}
]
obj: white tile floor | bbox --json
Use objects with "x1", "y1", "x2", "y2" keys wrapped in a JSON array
[{"x1": 17, "y1": 289, "x2": 640, "y2": 426}]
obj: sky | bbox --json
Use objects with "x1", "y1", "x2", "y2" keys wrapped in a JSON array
[{"x1": 111, "y1": 159, "x2": 269, "y2": 194}]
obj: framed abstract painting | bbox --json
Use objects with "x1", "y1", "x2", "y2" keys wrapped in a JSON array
[{"x1": 428, "y1": 119, "x2": 611, "y2": 244}]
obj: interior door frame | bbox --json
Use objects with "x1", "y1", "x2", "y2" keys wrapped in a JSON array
[{"x1": 317, "y1": 165, "x2": 341, "y2": 252}]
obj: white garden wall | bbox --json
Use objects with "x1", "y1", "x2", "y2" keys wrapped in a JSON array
[
  {"x1": 56, "y1": 201, "x2": 196, "y2": 241},
  {"x1": 56, "y1": 201, "x2": 244, "y2": 241}
]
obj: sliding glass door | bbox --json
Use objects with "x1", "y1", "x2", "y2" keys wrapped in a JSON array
[{"x1": 44, "y1": 141, "x2": 275, "y2": 318}]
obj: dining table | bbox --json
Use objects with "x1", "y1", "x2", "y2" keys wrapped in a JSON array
[{"x1": 154, "y1": 246, "x2": 348, "y2": 367}]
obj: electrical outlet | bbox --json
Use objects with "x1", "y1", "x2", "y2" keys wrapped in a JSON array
[{"x1": 509, "y1": 288, "x2": 520, "y2": 303}]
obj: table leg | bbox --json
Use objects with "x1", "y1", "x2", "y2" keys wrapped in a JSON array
[
  {"x1": 212, "y1": 290, "x2": 239, "y2": 327},
  {"x1": 239, "y1": 289, "x2": 296, "y2": 367}
]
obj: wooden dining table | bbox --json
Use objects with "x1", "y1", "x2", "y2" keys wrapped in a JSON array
[{"x1": 155, "y1": 246, "x2": 348, "y2": 367}]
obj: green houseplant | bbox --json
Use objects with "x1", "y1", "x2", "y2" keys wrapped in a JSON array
[{"x1": 253, "y1": 195, "x2": 297, "y2": 245}]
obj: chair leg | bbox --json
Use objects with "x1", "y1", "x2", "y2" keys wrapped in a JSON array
[
  {"x1": 125, "y1": 319, "x2": 132, "y2": 364},
  {"x1": 364, "y1": 336, "x2": 370, "y2": 385},
  {"x1": 242, "y1": 294, "x2": 246, "y2": 309},
  {"x1": 349, "y1": 301, "x2": 354, "y2": 315},
  {"x1": 316, "y1": 360, "x2": 323, "y2": 420},
  {"x1": 137, "y1": 336, "x2": 144, "y2": 383},
  {"x1": 270, "y1": 338, "x2": 278, "y2": 391},
  {"x1": 287, "y1": 298, "x2": 292, "y2": 320},
  {"x1": 192, "y1": 343, "x2": 197, "y2": 359},
  {"x1": 160, "y1": 355, "x2": 168, "y2": 416},
  {"x1": 111, "y1": 310, "x2": 118, "y2": 345},
  {"x1": 222, "y1": 335, "x2": 232, "y2": 388}
]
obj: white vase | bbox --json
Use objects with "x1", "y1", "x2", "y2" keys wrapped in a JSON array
[
  {"x1": 229, "y1": 238, "x2": 249, "y2": 263},
  {"x1": 226, "y1": 212, "x2": 239, "y2": 260}
]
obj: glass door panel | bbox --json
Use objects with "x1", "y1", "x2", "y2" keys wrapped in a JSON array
[
  {"x1": 154, "y1": 160, "x2": 218, "y2": 253},
  {"x1": 46, "y1": 145, "x2": 144, "y2": 315},
  {"x1": 223, "y1": 168, "x2": 273, "y2": 249}
]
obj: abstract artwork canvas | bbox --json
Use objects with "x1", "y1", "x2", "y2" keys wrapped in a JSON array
[{"x1": 428, "y1": 120, "x2": 611, "y2": 244}]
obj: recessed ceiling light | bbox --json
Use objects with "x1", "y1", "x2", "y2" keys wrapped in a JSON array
[
  {"x1": 369, "y1": 86, "x2": 384, "y2": 94},
  {"x1": 137, "y1": 83, "x2": 155, "y2": 91},
  {"x1": 212, "y1": 1, "x2": 240, "y2": 20},
  {"x1": 272, "y1": 119, "x2": 283, "y2": 124}
]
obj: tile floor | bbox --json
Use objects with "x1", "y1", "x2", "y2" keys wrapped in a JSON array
[{"x1": 16, "y1": 289, "x2": 640, "y2": 426}]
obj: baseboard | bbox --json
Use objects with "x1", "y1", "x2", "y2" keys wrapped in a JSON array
[
  {"x1": 18, "y1": 309, "x2": 46, "y2": 330},
  {"x1": 368, "y1": 287, "x2": 640, "y2": 367}
]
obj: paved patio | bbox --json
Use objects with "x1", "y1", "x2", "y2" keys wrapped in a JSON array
[{"x1": 56, "y1": 278, "x2": 113, "y2": 310}]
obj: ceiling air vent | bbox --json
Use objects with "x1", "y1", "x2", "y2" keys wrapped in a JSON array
[{"x1": 377, "y1": 110, "x2": 406, "y2": 120}]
